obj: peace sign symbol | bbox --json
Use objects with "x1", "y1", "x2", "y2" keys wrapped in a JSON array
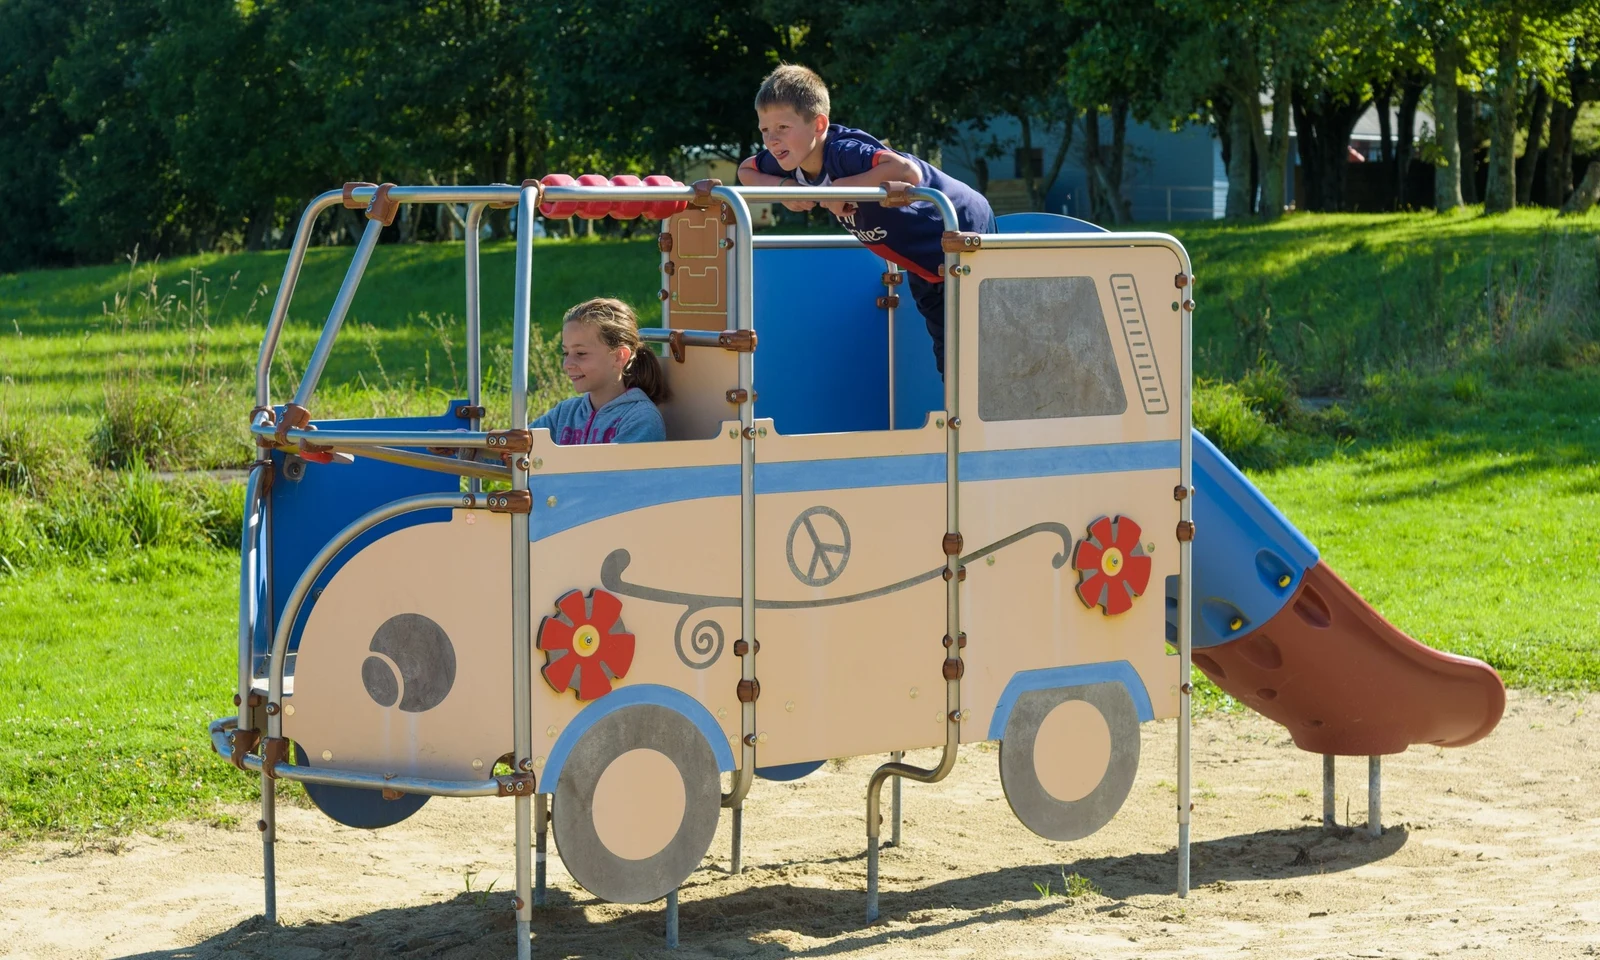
[{"x1": 786, "y1": 506, "x2": 852, "y2": 587}]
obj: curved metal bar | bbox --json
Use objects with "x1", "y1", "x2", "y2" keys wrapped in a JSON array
[
  {"x1": 865, "y1": 185, "x2": 962, "y2": 922},
  {"x1": 976, "y1": 231, "x2": 1197, "y2": 249},
  {"x1": 265, "y1": 493, "x2": 480, "y2": 739},
  {"x1": 257, "y1": 190, "x2": 343, "y2": 408},
  {"x1": 249, "y1": 423, "x2": 495, "y2": 448},
  {"x1": 291, "y1": 217, "x2": 385, "y2": 409},
  {"x1": 464, "y1": 202, "x2": 487, "y2": 495},
  {"x1": 711, "y1": 184, "x2": 759, "y2": 817}
]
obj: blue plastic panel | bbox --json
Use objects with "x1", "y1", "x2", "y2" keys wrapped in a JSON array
[
  {"x1": 253, "y1": 402, "x2": 467, "y2": 676},
  {"x1": 542, "y1": 684, "x2": 737, "y2": 790},
  {"x1": 1169, "y1": 429, "x2": 1321, "y2": 649},
  {"x1": 994, "y1": 212, "x2": 1108, "y2": 235}
]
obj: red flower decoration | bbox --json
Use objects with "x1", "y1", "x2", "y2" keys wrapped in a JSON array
[
  {"x1": 1072, "y1": 515, "x2": 1153, "y2": 616},
  {"x1": 537, "y1": 588, "x2": 635, "y2": 701}
]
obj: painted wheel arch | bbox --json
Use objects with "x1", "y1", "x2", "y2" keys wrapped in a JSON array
[{"x1": 541, "y1": 684, "x2": 735, "y2": 793}]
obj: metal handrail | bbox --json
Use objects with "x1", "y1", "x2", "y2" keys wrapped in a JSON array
[{"x1": 209, "y1": 717, "x2": 502, "y2": 797}]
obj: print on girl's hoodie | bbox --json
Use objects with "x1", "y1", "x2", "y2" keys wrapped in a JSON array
[{"x1": 530, "y1": 387, "x2": 666, "y2": 445}]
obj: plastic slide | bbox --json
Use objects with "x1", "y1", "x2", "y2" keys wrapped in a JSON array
[{"x1": 1168, "y1": 430, "x2": 1506, "y2": 755}]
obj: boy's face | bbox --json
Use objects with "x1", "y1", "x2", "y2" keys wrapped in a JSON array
[{"x1": 757, "y1": 105, "x2": 828, "y2": 172}]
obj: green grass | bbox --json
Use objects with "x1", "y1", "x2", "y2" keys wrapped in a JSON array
[{"x1": 1, "y1": 209, "x2": 1598, "y2": 838}]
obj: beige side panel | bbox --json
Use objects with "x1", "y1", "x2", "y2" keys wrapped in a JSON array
[
  {"x1": 527, "y1": 497, "x2": 745, "y2": 769},
  {"x1": 284, "y1": 510, "x2": 513, "y2": 781},
  {"x1": 658, "y1": 206, "x2": 737, "y2": 442}
]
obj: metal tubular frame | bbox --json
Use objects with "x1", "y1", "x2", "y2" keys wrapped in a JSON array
[
  {"x1": 226, "y1": 179, "x2": 1201, "y2": 943},
  {"x1": 1177, "y1": 244, "x2": 1195, "y2": 899},
  {"x1": 1324, "y1": 754, "x2": 1337, "y2": 826},
  {"x1": 1368, "y1": 755, "x2": 1382, "y2": 837},
  {"x1": 864, "y1": 188, "x2": 962, "y2": 923},
  {"x1": 509, "y1": 184, "x2": 539, "y2": 960},
  {"x1": 293, "y1": 218, "x2": 386, "y2": 410},
  {"x1": 714, "y1": 187, "x2": 760, "y2": 882}
]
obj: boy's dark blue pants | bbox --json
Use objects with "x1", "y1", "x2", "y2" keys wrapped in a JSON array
[{"x1": 907, "y1": 273, "x2": 949, "y2": 378}]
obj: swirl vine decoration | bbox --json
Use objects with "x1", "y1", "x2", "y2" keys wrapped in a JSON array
[{"x1": 677, "y1": 616, "x2": 725, "y2": 670}]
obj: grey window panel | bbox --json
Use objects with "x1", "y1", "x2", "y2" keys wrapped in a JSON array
[{"x1": 978, "y1": 276, "x2": 1128, "y2": 422}]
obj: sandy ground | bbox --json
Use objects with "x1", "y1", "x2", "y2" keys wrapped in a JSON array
[{"x1": 3, "y1": 689, "x2": 1597, "y2": 960}]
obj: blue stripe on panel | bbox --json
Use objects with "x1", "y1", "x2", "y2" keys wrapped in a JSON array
[
  {"x1": 540, "y1": 684, "x2": 737, "y2": 790},
  {"x1": 987, "y1": 661, "x2": 1157, "y2": 741}
]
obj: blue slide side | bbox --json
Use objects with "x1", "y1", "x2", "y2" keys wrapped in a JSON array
[{"x1": 1166, "y1": 429, "x2": 1321, "y2": 649}]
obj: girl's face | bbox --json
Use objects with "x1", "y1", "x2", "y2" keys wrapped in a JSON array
[
  {"x1": 561, "y1": 321, "x2": 630, "y2": 397},
  {"x1": 757, "y1": 105, "x2": 828, "y2": 172}
]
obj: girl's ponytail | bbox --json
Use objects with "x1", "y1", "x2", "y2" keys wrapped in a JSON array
[{"x1": 562, "y1": 297, "x2": 672, "y2": 404}]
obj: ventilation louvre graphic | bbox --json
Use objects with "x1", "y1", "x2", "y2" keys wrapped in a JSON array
[{"x1": 1109, "y1": 274, "x2": 1168, "y2": 414}]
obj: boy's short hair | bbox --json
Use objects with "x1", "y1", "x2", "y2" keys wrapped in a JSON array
[{"x1": 754, "y1": 64, "x2": 830, "y2": 121}]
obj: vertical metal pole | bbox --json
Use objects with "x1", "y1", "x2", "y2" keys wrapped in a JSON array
[
  {"x1": 237, "y1": 467, "x2": 264, "y2": 731},
  {"x1": 730, "y1": 806, "x2": 743, "y2": 875},
  {"x1": 534, "y1": 792, "x2": 548, "y2": 905},
  {"x1": 292, "y1": 217, "x2": 385, "y2": 409},
  {"x1": 510, "y1": 185, "x2": 537, "y2": 960},
  {"x1": 261, "y1": 770, "x2": 277, "y2": 923},
  {"x1": 464, "y1": 202, "x2": 487, "y2": 496},
  {"x1": 884, "y1": 259, "x2": 897, "y2": 430},
  {"x1": 889, "y1": 751, "x2": 903, "y2": 847},
  {"x1": 1367, "y1": 756, "x2": 1382, "y2": 837},
  {"x1": 665, "y1": 889, "x2": 679, "y2": 949},
  {"x1": 1323, "y1": 754, "x2": 1337, "y2": 827},
  {"x1": 1176, "y1": 252, "x2": 1195, "y2": 899}
]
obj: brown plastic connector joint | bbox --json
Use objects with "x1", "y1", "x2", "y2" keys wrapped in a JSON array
[
  {"x1": 658, "y1": 233, "x2": 674, "y2": 254},
  {"x1": 667, "y1": 330, "x2": 686, "y2": 363},
  {"x1": 342, "y1": 182, "x2": 377, "y2": 209},
  {"x1": 737, "y1": 678, "x2": 762, "y2": 703},
  {"x1": 496, "y1": 772, "x2": 536, "y2": 797},
  {"x1": 726, "y1": 388, "x2": 749, "y2": 404},
  {"x1": 1175, "y1": 272, "x2": 1190, "y2": 288},
  {"x1": 733, "y1": 638, "x2": 761, "y2": 657},
  {"x1": 941, "y1": 231, "x2": 983, "y2": 253},
  {"x1": 1173, "y1": 484, "x2": 1191, "y2": 501},
  {"x1": 274, "y1": 403, "x2": 311, "y2": 445},
  {"x1": 941, "y1": 565, "x2": 967, "y2": 582},
  {"x1": 882, "y1": 271, "x2": 904, "y2": 287},
  {"x1": 718, "y1": 329, "x2": 757, "y2": 353},
  {"x1": 662, "y1": 260, "x2": 677, "y2": 276},
  {"x1": 881, "y1": 181, "x2": 915, "y2": 207},
  {"x1": 229, "y1": 727, "x2": 261, "y2": 770},
  {"x1": 486, "y1": 429, "x2": 533, "y2": 453},
  {"x1": 942, "y1": 532, "x2": 964, "y2": 556},
  {"x1": 487, "y1": 491, "x2": 532, "y2": 515},
  {"x1": 1176, "y1": 520, "x2": 1196, "y2": 542},
  {"x1": 876, "y1": 294, "x2": 901, "y2": 309},
  {"x1": 690, "y1": 178, "x2": 722, "y2": 208},
  {"x1": 261, "y1": 737, "x2": 290, "y2": 779},
  {"x1": 942, "y1": 657, "x2": 966, "y2": 680},
  {"x1": 1182, "y1": 300, "x2": 1195, "y2": 312},
  {"x1": 941, "y1": 633, "x2": 969, "y2": 649},
  {"x1": 381, "y1": 787, "x2": 404, "y2": 801},
  {"x1": 367, "y1": 183, "x2": 400, "y2": 227},
  {"x1": 455, "y1": 405, "x2": 486, "y2": 420}
]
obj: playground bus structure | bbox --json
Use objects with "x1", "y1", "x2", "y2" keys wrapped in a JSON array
[{"x1": 207, "y1": 178, "x2": 1506, "y2": 956}]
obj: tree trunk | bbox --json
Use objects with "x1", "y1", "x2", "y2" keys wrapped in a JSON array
[
  {"x1": 1295, "y1": 90, "x2": 1368, "y2": 212},
  {"x1": 245, "y1": 203, "x2": 274, "y2": 252},
  {"x1": 1017, "y1": 113, "x2": 1040, "y2": 209},
  {"x1": 1517, "y1": 81, "x2": 1549, "y2": 206},
  {"x1": 1225, "y1": 95, "x2": 1255, "y2": 218},
  {"x1": 1257, "y1": 78, "x2": 1291, "y2": 221},
  {"x1": 1375, "y1": 82, "x2": 1394, "y2": 163},
  {"x1": 1109, "y1": 97, "x2": 1132, "y2": 223},
  {"x1": 1292, "y1": 95, "x2": 1322, "y2": 211},
  {"x1": 1545, "y1": 97, "x2": 1575, "y2": 206},
  {"x1": 1040, "y1": 114, "x2": 1075, "y2": 209},
  {"x1": 1083, "y1": 108, "x2": 1104, "y2": 222},
  {"x1": 1433, "y1": 40, "x2": 1464, "y2": 211},
  {"x1": 1396, "y1": 74, "x2": 1424, "y2": 208},
  {"x1": 1458, "y1": 88, "x2": 1479, "y2": 204},
  {"x1": 1483, "y1": 13, "x2": 1523, "y2": 214},
  {"x1": 1560, "y1": 160, "x2": 1600, "y2": 215}
]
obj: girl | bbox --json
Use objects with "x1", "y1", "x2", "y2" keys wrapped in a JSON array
[{"x1": 531, "y1": 297, "x2": 669, "y2": 444}]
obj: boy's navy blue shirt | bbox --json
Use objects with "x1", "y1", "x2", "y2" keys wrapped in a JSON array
[{"x1": 754, "y1": 125, "x2": 994, "y2": 283}]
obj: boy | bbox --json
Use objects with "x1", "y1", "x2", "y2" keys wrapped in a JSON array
[{"x1": 737, "y1": 64, "x2": 995, "y2": 378}]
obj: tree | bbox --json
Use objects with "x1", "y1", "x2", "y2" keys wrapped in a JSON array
[{"x1": 0, "y1": 0, "x2": 87, "y2": 269}]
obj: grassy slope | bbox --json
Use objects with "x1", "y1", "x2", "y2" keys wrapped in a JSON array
[{"x1": 2, "y1": 209, "x2": 1598, "y2": 836}]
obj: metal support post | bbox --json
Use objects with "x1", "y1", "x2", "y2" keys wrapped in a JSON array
[
  {"x1": 730, "y1": 805, "x2": 743, "y2": 875},
  {"x1": 1368, "y1": 756, "x2": 1382, "y2": 837},
  {"x1": 1175, "y1": 250, "x2": 1196, "y2": 899},
  {"x1": 464, "y1": 202, "x2": 487, "y2": 496},
  {"x1": 510, "y1": 184, "x2": 537, "y2": 960},
  {"x1": 534, "y1": 792, "x2": 548, "y2": 905},
  {"x1": 1323, "y1": 754, "x2": 1337, "y2": 827},
  {"x1": 292, "y1": 217, "x2": 385, "y2": 411},
  {"x1": 261, "y1": 769, "x2": 277, "y2": 924},
  {"x1": 665, "y1": 889, "x2": 680, "y2": 949},
  {"x1": 889, "y1": 751, "x2": 903, "y2": 847}
]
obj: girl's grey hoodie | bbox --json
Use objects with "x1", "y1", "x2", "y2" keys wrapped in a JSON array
[{"x1": 530, "y1": 387, "x2": 665, "y2": 445}]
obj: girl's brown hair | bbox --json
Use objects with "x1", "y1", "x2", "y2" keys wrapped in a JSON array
[{"x1": 562, "y1": 297, "x2": 670, "y2": 404}]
